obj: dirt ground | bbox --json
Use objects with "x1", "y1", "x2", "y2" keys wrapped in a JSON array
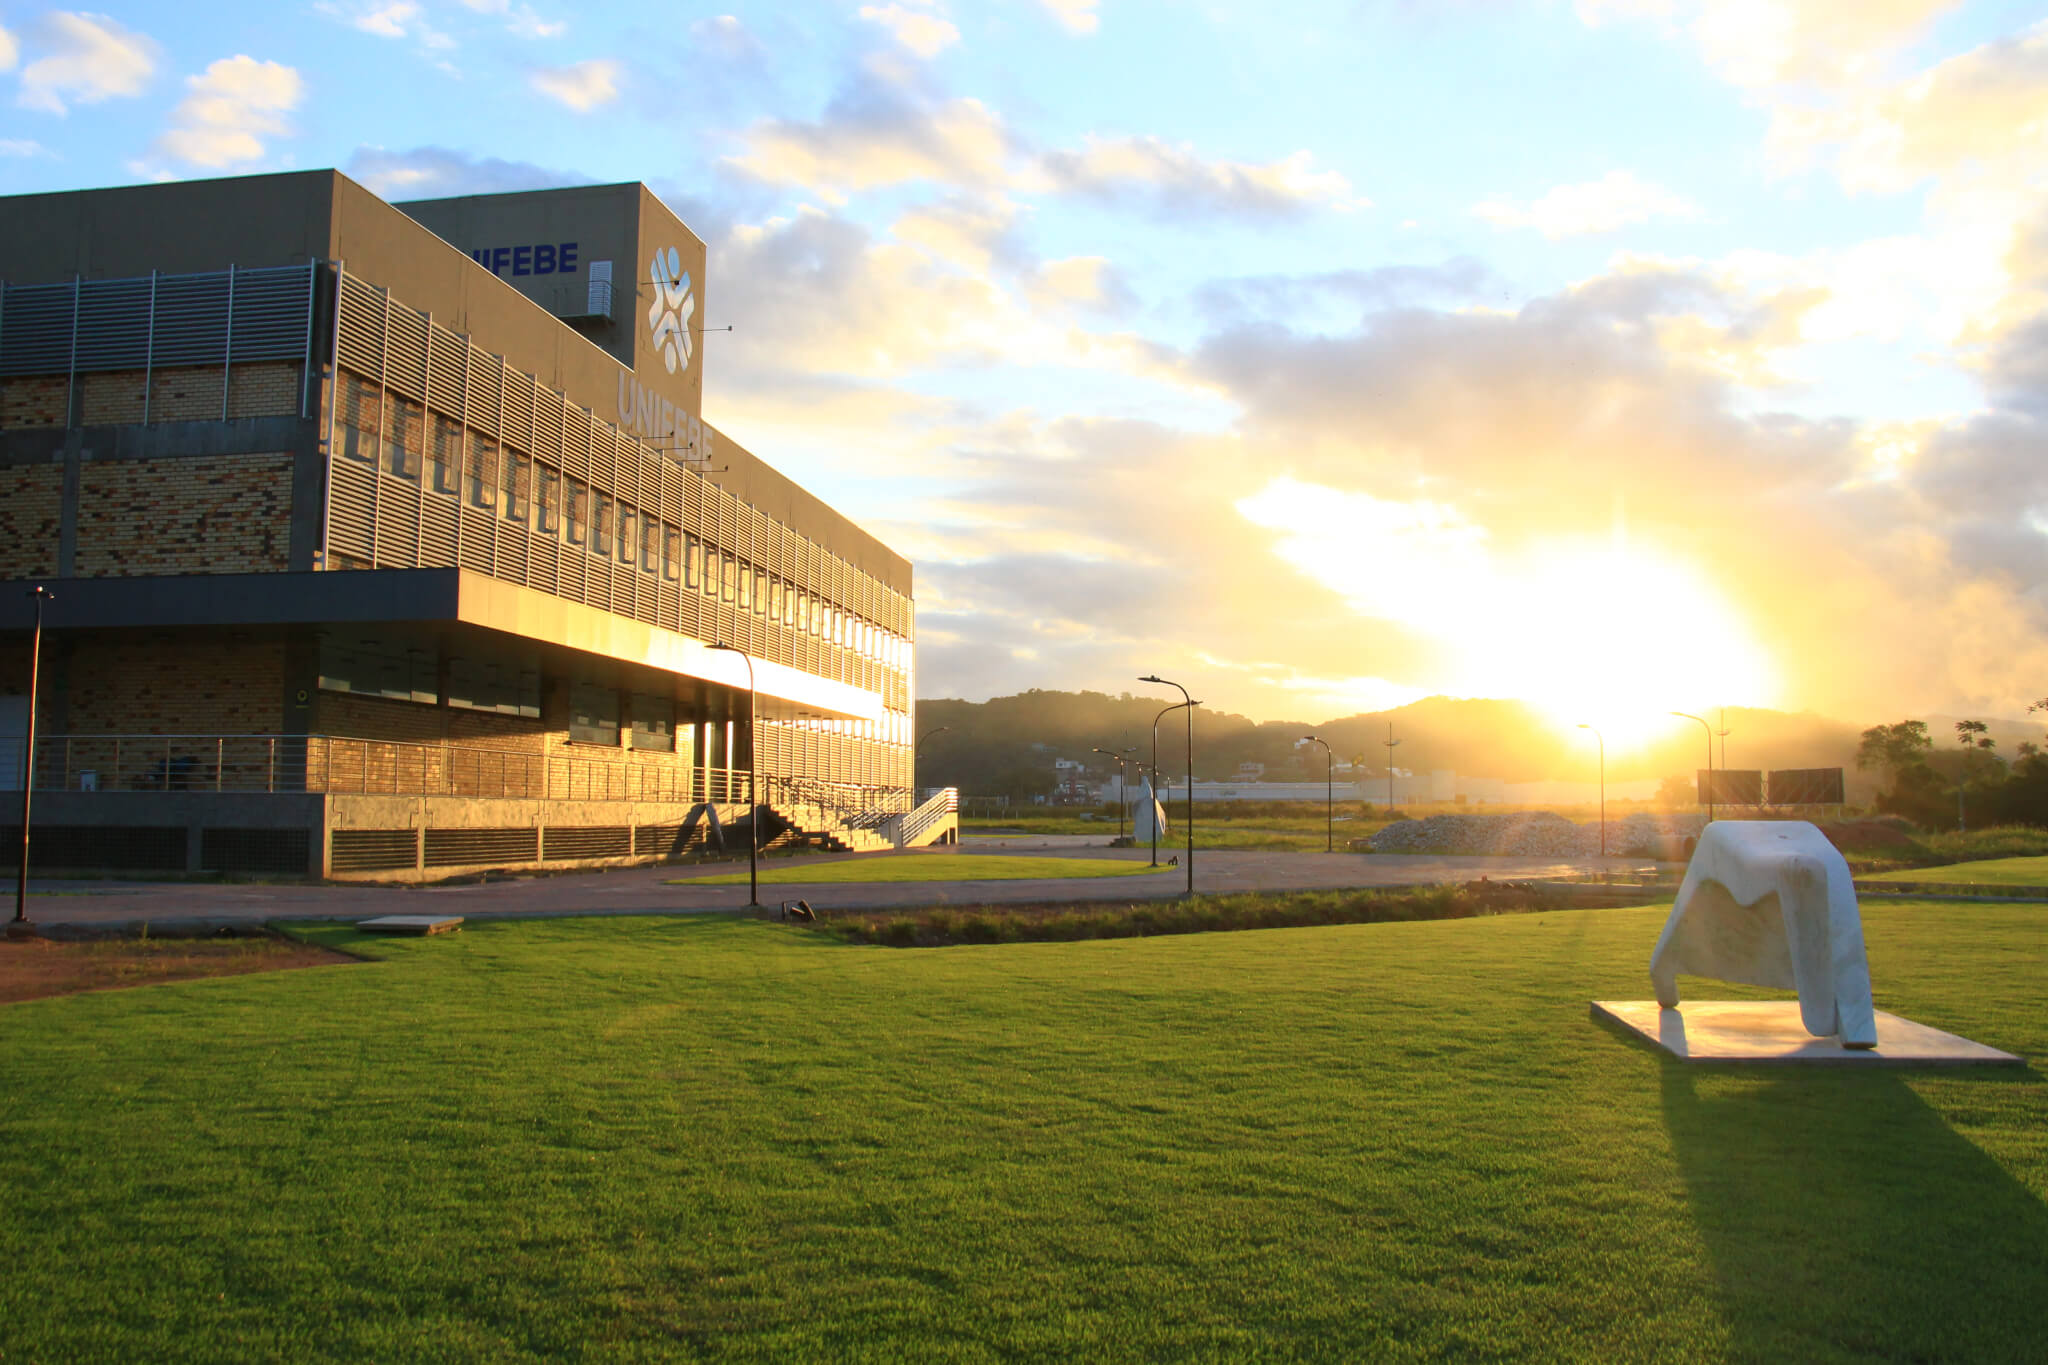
[{"x1": 0, "y1": 934, "x2": 361, "y2": 1005}]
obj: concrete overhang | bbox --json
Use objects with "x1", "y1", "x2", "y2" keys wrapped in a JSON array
[{"x1": 0, "y1": 570, "x2": 885, "y2": 723}]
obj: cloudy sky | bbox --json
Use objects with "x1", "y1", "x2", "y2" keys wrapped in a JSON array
[{"x1": 5, "y1": 0, "x2": 2046, "y2": 742}]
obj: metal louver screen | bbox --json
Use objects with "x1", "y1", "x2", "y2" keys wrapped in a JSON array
[{"x1": 0, "y1": 265, "x2": 312, "y2": 376}]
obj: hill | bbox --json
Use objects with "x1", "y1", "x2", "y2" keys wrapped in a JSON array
[{"x1": 912, "y1": 690, "x2": 2023, "y2": 803}]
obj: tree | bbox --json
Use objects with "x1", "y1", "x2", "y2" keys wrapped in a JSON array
[
  {"x1": 1657, "y1": 775, "x2": 1695, "y2": 808},
  {"x1": 1856, "y1": 721, "x2": 1932, "y2": 782}
]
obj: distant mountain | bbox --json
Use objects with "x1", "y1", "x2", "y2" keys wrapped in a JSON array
[{"x1": 911, "y1": 689, "x2": 2040, "y2": 803}]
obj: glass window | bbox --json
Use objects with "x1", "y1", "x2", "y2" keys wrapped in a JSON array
[
  {"x1": 738, "y1": 562, "x2": 752, "y2": 611},
  {"x1": 722, "y1": 554, "x2": 736, "y2": 603},
  {"x1": 501, "y1": 451, "x2": 529, "y2": 522},
  {"x1": 662, "y1": 527, "x2": 680, "y2": 582},
  {"x1": 754, "y1": 570, "x2": 766, "y2": 615},
  {"x1": 447, "y1": 652, "x2": 542, "y2": 718},
  {"x1": 429, "y1": 414, "x2": 462, "y2": 495},
  {"x1": 619, "y1": 506, "x2": 638, "y2": 566},
  {"x1": 594, "y1": 493, "x2": 613, "y2": 556},
  {"x1": 536, "y1": 465, "x2": 560, "y2": 535},
  {"x1": 683, "y1": 536, "x2": 698, "y2": 590},
  {"x1": 466, "y1": 433, "x2": 497, "y2": 510},
  {"x1": 337, "y1": 375, "x2": 380, "y2": 465},
  {"x1": 569, "y1": 682, "x2": 620, "y2": 746},
  {"x1": 565, "y1": 479, "x2": 587, "y2": 546},
  {"x1": 644, "y1": 519, "x2": 661, "y2": 575},
  {"x1": 316, "y1": 633, "x2": 434, "y2": 703},
  {"x1": 629, "y1": 691, "x2": 675, "y2": 752},
  {"x1": 386, "y1": 396, "x2": 424, "y2": 483}
]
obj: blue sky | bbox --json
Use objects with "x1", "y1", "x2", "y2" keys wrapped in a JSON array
[{"x1": 5, "y1": 1, "x2": 2048, "y2": 743}]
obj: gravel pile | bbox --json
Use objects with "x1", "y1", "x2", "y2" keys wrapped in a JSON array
[{"x1": 1368, "y1": 811, "x2": 1709, "y2": 858}]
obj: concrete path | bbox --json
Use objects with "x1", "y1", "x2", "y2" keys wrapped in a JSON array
[{"x1": 12, "y1": 840, "x2": 1675, "y2": 931}]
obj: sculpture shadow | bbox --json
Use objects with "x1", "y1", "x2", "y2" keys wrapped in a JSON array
[{"x1": 1659, "y1": 1062, "x2": 2048, "y2": 1362}]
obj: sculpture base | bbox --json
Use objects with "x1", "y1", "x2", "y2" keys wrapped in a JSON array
[{"x1": 1591, "y1": 1000, "x2": 2021, "y2": 1066}]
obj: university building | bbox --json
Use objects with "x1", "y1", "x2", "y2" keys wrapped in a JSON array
[{"x1": 0, "y1": 171, "x2": 949, "y2": 879}]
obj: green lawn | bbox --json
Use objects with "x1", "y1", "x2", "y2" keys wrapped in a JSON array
[
  {"x1": 1, "y1": 904, "x2": 2043, "y2": 1361},
  {"x1": 676, "y1": 853, "x2": 1163, "y2": 884},
  {"x1": 1867, "y1": 855, "x2": 2048, "y2": 886}
]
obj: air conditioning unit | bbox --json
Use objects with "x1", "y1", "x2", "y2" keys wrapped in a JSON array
[{"x1": 584, "y1": 260, "x2": 613, "y2": 320}]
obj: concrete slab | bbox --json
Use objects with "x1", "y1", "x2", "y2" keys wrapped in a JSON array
[
  {"x1": 1591, "y1": 1000, "x2": 2022, "y2": 1067},
  {"x1": 357, "y1": 915, "x2": 463, "y2": 936}
]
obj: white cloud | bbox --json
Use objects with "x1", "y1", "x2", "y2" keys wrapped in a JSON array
[
  {"x1": 0, "y1": 137, "x2": 50, "y2": 157},
  {"x1": 153, "y1": 55, "x2": 304, "y2": 168},
  {"x1": 347, "y1": 144, "x2": 585, "y2": 198},
  {"x1": 316, "y1": 0, "x2": 456, "y2": 49},
  {"x1": 529, "y1": 58, "x2": 620, "y2": 111},
  {"x1": 1036, "y1": 136, "x2": 1362, "y2": 218},
  {"x1": 1474, "y1": 171, "x2": 1697, "y2": 237},
  {"x1": 859, "y1": 3, "x2": 960, "y2": 58},
  {"x1": 506, "y1": 7, "x2": 566, "y2": 39},
  {"x1": 352, "y1": 1, "x2": 418, "y2": 38},
  {"x1": 0, "y1": 22, "x2": 18, "y2": 71},
  {"x1": 1577, "y1": 0, "x2": 1958, "y2": 89},
  {"x1": 726, "y1": 93, "x2": 1009, "y2": 196},
  {"x1": 1040, "y1": 0, "x2": 1100, "y2": 35},
  {"x1": 15, "y1": 11, "x2": 159, "y2": 114}
]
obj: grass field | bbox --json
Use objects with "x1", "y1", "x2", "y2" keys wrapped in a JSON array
[
  {"x1": 1866, "y1": 855, "x2": 2048, "y2": 886},
  {"x1": 2, "y1": 903, "x2": 2044, "y2": 1361},
  {"x1": 677, "y1": 853, "x2": 1163, "y2": 885}
]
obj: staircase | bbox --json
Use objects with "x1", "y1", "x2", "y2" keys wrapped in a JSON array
[{"x1": 754, "y1": 782, "x2": 958, "y2": 854}]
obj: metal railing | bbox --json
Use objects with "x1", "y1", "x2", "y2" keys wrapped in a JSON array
[
  {"x1": 882, "y1": 787, "x2": 958, "y2": 847},
  {"x1": 0, "y1": 733, "x2": 757, "y2": 805}
]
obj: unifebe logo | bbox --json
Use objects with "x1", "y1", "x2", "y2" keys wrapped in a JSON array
[{"x1": 647, "y1": 246, "x2": 696, "y2": 375}]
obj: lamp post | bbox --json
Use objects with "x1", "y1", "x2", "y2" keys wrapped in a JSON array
[
  {"x1": 1382, "y1": 722, "x2": 1401, "y2": 812},
  {"x1": 1149, "y1": 702, "x2": 1191, "y2": 869},
  {"x1": 14, "y1": 585, "x2": 52, "y2": 927},
  {"x1": 914, "y1": 724, "x2": 950, "y2": 802},
  {"x1": 710, "y1": 643, "x2": 761, "y2": 909},
  {"x1": 1671, "y1": 710, "x2": 1715, "y2": 824},
  {"x1": 1302, "y1": 734, "x2": 1334, "y2": 852},
  {"x1": 1140, "y1": 676, "x2": 1196, "y2": 895},
  {"x1": 1577, "y1": 723, "x2": 1605, "y2": 858},
  {"x1": 1091, "y1": 748, "x2": 1129, "y2": 841}
]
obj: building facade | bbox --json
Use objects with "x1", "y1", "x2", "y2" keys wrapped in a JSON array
[{"x1": 0, "y1": 171, "x2": 943, "y2": 879}]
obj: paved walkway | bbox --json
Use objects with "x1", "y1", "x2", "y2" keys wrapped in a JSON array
[{"x1": 12, "y1": 839, "x2": 1676, "y2": 931}]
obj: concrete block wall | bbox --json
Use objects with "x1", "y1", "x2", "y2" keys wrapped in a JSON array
[
  {"x1": 0, "y1": 464, "x2": 62, "y2": 577},
  {"x1": 75, "y1": 452, "x2": 293, "y2": 576}
]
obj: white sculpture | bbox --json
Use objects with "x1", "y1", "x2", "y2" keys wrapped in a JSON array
[
  {"x1": 1651, "y1": 821, "x2": 1877, "y2": 1049},
  {"x1": 1132, "y1": 776, "x2": 1169, "y2": 843}
]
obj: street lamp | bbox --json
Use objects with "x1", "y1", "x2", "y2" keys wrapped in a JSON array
[
  {"x1": 1671, "y1": 711, "x2": 1716, "y2": 824},
  {"x1": 710, "y1": 643, "x2": 762, "y2": 909},
  {"x1": 1140, "y1": 675, "x2": 1196, "y2": 895},
  {"x1": 1091, "y1": 748, "x2": 1130, "y2": 841},
  {"x1": 14, "y1": 585, "x2": 52, "y2": 927},
  {"x1": 1382, "y1": 722, "x2": 1401, "y2": 812},
  {"x1": 915, "y1": 724, "x2": 950, "y2": 752},
  {"x1": 1577, "y1": 723, "x2": 1605, "y2": 858},
  {"x1": 1149, "y1": 701, "x2": 1191, "y2": 869},
  {"x1": 1302, "y1": 734, "x2": 1334, "y2": 852}
]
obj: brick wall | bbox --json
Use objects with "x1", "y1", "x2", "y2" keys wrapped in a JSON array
[
  {"x1": 227, "y1": 363, "x2": 302, "y2": 419},
  {"x1": 81, "y1": 373, "x2": 147, "y2": 425},
  {"x1": 149, "y1": 366, "x2": 227, "y2": 422},
  {"x1": 1, "y1": 376, "x2": 68, "y2": 430},
  {"x1": 63, "y1": 633, "x2": 286, "y2": 734},
  {"x1": 75, "y1": 453, "x2": 292, "y2": 576},
  {"x1": 0, "y1": 465, "x2": 62, "y2": 577}
]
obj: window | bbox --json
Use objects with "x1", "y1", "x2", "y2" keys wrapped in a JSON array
[
  {"x1": 316, "y1": 633, "x2": 434, "y2": 703},
  {"x1": 722, "y1": 554, "x2": 736, "y2": 603},
  {"x1": 536, "y1": 465, "x2": 560, "y2": 535},
  {"x1": 683, "y1": 536, "x2": 699, "y2": 590},
  {"x1": 337, "y1": 375, "x2": 380, "y2": 465},
  {"x1": 566, "y1": 478, "x2": 587, "y2": 545},
  {"x1": 629, "y1": 692, "x2": 675, "y2": 752},
  {"x1": 466, "y1": 433, "x2": 497, "y2": 510},
  {"x1": 569, "y1": 682, "x2": 620, "y2": 746},
  {"x1": 501, "y1": 451, "x2": 529, "y2": 522},
  {"x1": 662, "y1": 527, "x2": 680, "y2": 582},
  {"x1": 594, "y1": 493, "x2": 613, "y2": 556},
  {"x1": 738, "y1": 562, "x2": 752, "y2": 611},
  {"x1": 645, "y1": 520, "x2": 662, "y2": 576},
  {"x1": 429, "y1": 415, "x2": 462, "y2": 495},
  {"x1": 619, "y1": 506, "x2": 637, "y2": 565},
  {"x1": 754, "y1": 570, "x2": 766, "y2": 615},
  {"x1": 448, "y1": 652, "x2": 541, "y2": 718},
  {"x1": 386, "y1": 397, "x2": 424, "y2": 483}
]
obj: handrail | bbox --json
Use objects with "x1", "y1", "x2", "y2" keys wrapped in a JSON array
[{"x1": 0, "y1": 732, "x2": 759, "y2": 806}]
